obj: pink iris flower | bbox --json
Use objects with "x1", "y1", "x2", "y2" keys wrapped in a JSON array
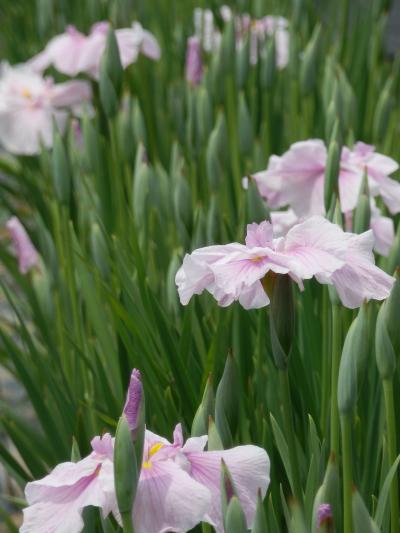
[
  {"x1": 21, "y1": 433, "x2": 117, "y2": 533},
  {"x1": 268, "y1": 201, "x2": 394, "y2": 257},
  {"x1": 21, "y1": 369, "x2": 270, "y2": 533},
  {"x1": 175, "y1": 216, "x2": 394, "y2": 309},
  {"x1": 193, "y1": 7, "x2": 289, "y2": 68},
  {"x1": 29, "y1": 22, "x2": 161, "y2": 79},
  {"x1": 249, "y1": 139, "x2": 400, "y2": 255},
  {"x1": 0, "y1": 62, "x2": 91, "y2": 155},
  {"x1": 185, "y1": 36, "x2": 203, "y2": 86},
  {"x1": 6, "y1": 216, "x2": 39, "y2": 274},
  {"x1": 175, "y1": 424, "x2": 270, "y2": 532}
]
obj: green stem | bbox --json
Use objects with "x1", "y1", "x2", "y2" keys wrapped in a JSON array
[
  {"x1": 321, "y1": 288, "x2": 331, "y2": 433},
  {"x1": 330, "y1": 304, "x2": 341, "y2": 455},
  {"x1": 383, "y1": 379, "x2": 399, "y2": 533},
  {"x1": 279, "y1": 368, "x2": 303, "y2": 506},
  {"x1": 121, "y1": 512, "x2": 135, "y2": 533},
  {"x1": 341, "y1": 413, "x2": 353, "y2": 533}
]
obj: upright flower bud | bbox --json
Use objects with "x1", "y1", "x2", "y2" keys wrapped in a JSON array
[
  {"x1": 267, "y1": 274, "x2": 295, "y2": 369},
  {"x1": 90, "y1": 223, "x2": 110, "y2": 277},
  {"x1": 207, "y1": 415, "x2": 224, "y2": 451},
  {"x1": 206, "y1": 194, "x2": 221, "y2": 244},
  {"x1": 312, "y1": 454, "x2": 340, "y2": 533},
  {"x1": 353, "y1": 171, "x2": 371, "y2": 235},
  {"x1": 102, "y1": 26, "x2": 123, "y2": 95},
  {"x1": 300, "y1": 24, "x2": 321, "y2": 95},
  {"x1": 337, "y1": 305, "x2": 368, "y2": 414},
  {"x1": 251, "y1": 489, "x2": 268, "y2": 533},
  {"x1": 260, "y1": 37, "x2": 276, "y2": 90},
  {"x1": 215, "y1": 352, "x2": 240, "y2": 447},
  {"x1": 206, "y1": 130, "x2": 223, "y2": 193},
  {"x1": 383, "y1": 270, "x2": 400, "y2": 353},
  {"x1": 185, "y1": 36, "x2": 203, "y2": 86},
  {"x1": 324, "y1": 126, "x2": 341, "y2": 213},
  {"x1": 99, "y1": 69, "x2": 119, "y2": 118},
  {"x1": 375, "y1": 301, "x2": 396, "y2": 380},
  {"x1": 133, "y1": 160, "x2": 151, "y2": 230},
  {"x1": 352, "y1": 489, "x2": 380, "y2": 533},
  {"x1": 114, "y1": 415, "x2": 138, "y2": 531},
  {"x1": 191, "y1": 375, "x2": 215, "y2": 437},
  {"x1": 373, "y1": 76, "x2": 393, "y2": 142},
  {"x1": 385, "y1": 222, "x2": 400, "y2": 274},
  {"x1": 122, "y1": 369, "x2": 146, "y2": 483},
  {"x1": 236, "y1": 36, "x2": 250, "y2": 89},
  {"x1": 32, "y1": 265, "x2": 54, "y2": 321},
  {"x1": 325, "y1": 100, "x2": 338, "y2": 144},
  {"x1": 6, "y1": 217, "x2": 39, "y2": 274},
  {"x1": 224, "y1": 496, "x2": 247, "y2": 533},
  {"x1": 52, "y1": 131, "x2": 71, "y2": 205},
  {"x1": 196, "y1": 87, "x2": 213, "y2": 144},
  {"x1": 244, "y1": 177, "x2": 270, "y2": 224},
  {"x1": 220, "y1": 18, "x2": 236, "y2": 76},
  {"x1": 238, "y1": 92, "x2": 253, "y2": 155},
  {"x1": 220, "y1": 458, "x2": 237, "y2": 519},
  {"x1": 173, "y1": 174, "x2": 192, "y2": 234}
]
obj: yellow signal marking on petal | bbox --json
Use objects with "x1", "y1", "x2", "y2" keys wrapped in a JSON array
[
  {"x1": 22, "y1": 88, "x2": 32, "y2": 99},
  {"x1": 250, "y1": 256, "x2": 263, "y2": 263},
  {"x1": 142, "y1": 461, "x2": 152, "y2": 469},
  {"x1": 149, "y1": 442, "x2": 164, "y2": 458}
]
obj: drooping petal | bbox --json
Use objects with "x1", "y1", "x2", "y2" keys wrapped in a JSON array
[
  {"x1": 238, "y1": 281, "x2": 270, "y2": 309},
  {"x1": 133, "y1": 22, "x2": 161, "y2": 60},
  {"x1": 338, "y1": 167, "x2": 363, "y2": 213},
  {"x1": 50, "y1": 80, "x2": 92, "y2": 108},
  {"x1": 133, "y1": 459, "x2": 211, "y2": 533},
  {"x1": 330, "y1": 232, "x2": 394, "y2": 308},
  {"x1": 370, "y1": 214, "x2": 394, "y2": 256},
  {"x1": 372, "y1": 175, "x2": 400, "y2": 215},
  {"x1": 0, "y1": 106, "x2": 65, "y2": 155},
  {"x1": 6, "y1": 216, "x2": 39, "y2": 274},
  {"x1": 282, "y1": 216, "x2": 348, "y2": 279},
  {"x1": 186, "y1": 445, "x2": 270, "y2": 533},
  {"x1": 29, "y1": 26, "x2": 89, "y2": 76},
  {"x1": 175, "y1": 244, "x2": 241, "y2": 305},
  {"x1": 21, "y1": 447, "x2": 117, "y2": 533}
]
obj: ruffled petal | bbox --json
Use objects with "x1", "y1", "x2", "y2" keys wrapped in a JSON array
[
  {"x1": 186, "y1": 445, "x2": 270, "y2": 533},
  {"x1": 282, "y1": 216, "x2": 348, "y2": 279},
  {"x1": 133, "y1": 459, "x2": 211, "y2": 533},
  {"x1": 50, "y1": 81, "x2": 91, "y2": 109},
  {"x1": 0, "y1": 106, "x2": 66, "y2": 155},
  {"x1": 330, "y1": 232, "x2": 394, "y2": 307},
  {"x1": 370, "y1": 215, "x2": 394, "y2": 256},
  {"x1": 22, "y1": 454, "x2": 116, "y2": 533}
]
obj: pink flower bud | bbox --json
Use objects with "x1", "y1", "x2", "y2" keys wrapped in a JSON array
[
  {"x1": 6, "y1": 217, "x2": 39, "y2": 274},
  {"x1": 185, "y1": 36, "x2": 203, "y2": 86}
]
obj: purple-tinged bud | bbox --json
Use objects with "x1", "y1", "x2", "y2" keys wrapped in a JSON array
[
  {"x1": 6, "y1": 217, "x2": 39, "y2": 274},
  {"x1": 123, "y1": 369, "x2": 143, "y2": 432},
  {"x1": 317, "y1": 503, "x2": 333, "y2": 529},
  {"x1": 185, "y1": 36, "x2": 203, "y2": 86}
]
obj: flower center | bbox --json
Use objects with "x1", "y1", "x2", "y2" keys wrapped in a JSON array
[
  {"x1": 142, "y1": 442, "x2": 165, "y2": 469},
  {"x1": 22, "y1": 88, "x2": 32, "y2": 99}
]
